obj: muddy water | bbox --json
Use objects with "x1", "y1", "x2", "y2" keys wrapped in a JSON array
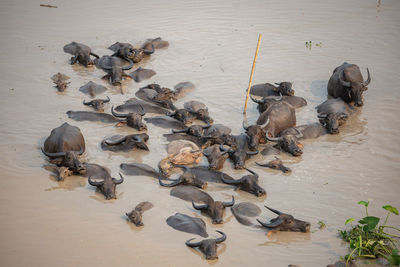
[{"x1": 0, "y1": 0, "x2": 399, "y2": 266}]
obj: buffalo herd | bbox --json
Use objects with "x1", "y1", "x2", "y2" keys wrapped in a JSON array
[{"x1": 40, "y1": 38, "x2": 371, "y2": 262}]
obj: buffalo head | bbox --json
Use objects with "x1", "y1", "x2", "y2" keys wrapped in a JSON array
[
  {"x1": 257, "y1": 206, "x2": 310, "y2": 232},
  {"x1": 83, "y1": 96, "x2": 110, "y2": 112},
  {"x1": 42, "y1": 147, "x2": 86, "y2": 174},
  {"x1": 99, "y1": 58, "x2": 134, "y2": 85},
  {"x1": 172, "y1": 124, "x2": 210, "y2": 137},
  {"x1": 243, "y1": 121, "x2": 267, "y2": 150},
  {"x1": 167, "y1": 109, "x2": 194, "y2": 125},
  {"x1": 274, "y1": 82, "x2": 294, "y2": 96},
  {"x1": 158, "y1": 165, "x2": 207, "y2": 189},
  {"x1": 103, "y1": 134, "x2": 149, "y2": 151},
  {"x1": 266, "y1": 129, "x2": 303, "y2": 156},
  {"x1": 192, "y1": 196, "x2": 234, "y2": 224},
  {"x1": 318, "y1": 113, "x2": 348, "y2": 134},
  {"x1": 203, "y1": 145, "x2": 229, "y2": 170},
  {"x1": 339, "y1": 68, "x2": 371, "y2": 107},
  {"x1": 221, "y1": 168, "x2": 266, "y2": 197},
  {"x1": 112, "y1": 105, "x2": 147, "y2": 131},
  {"x1": 256, "y1": 157, "x2": 291, "y2": 173},
  {"x1": 88, "y1": 173, "x2": 124, "y2": 200},
  {"x1": 250, "y1": 94, "x2": 282, "y2": 114},
  {"x1": 226, "y1": 135, "x2": 258, "y2": 169},
  {"x1": 185, "y1": 231, "x2": 226, "y2": 260}
]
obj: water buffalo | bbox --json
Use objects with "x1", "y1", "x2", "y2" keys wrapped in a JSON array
[
  {"x1": 184, "y1": 101, "x2": 214, "y2": 124},
  {"x1": 115, "y1": 98, "x2": 169, "y2": 115},
  {"x1": 158, "y1": 165, "x2": 207, "y2": 189},
  {"x1": 63, "y1": 42, "x2": 99, "y2": 67},
  {"x1": 256, "y1": 101, "x2": 296, "y2": 137},
  {"x1": 203, "y1": 144, "x2": 229, "y2": 170},
  {"x1": 250, "y1": 94, "x2": 307, "y2": 113},
  {"x1": 108, "y1": 42, "x2": 154, "y2": 63},
  {"x1": 231, "y1": 202, "x2": 262, "y2": 226},
  {"x1": 144, "y1": 116, "x2": 186, "y2": 130},
  {"x1": 129, "y1": 67, "x2": 156, "y2": 82},
  {"x1": 327, "y1": 62, "x2": 371, "y2": 107},
  {"x1": 126, "y1": 201, "x2": 153, "y2": 226},
  {"x1": 221, "y1": 168, "x2": 266, "y2": 197},
  {"x1": 192, "y1": 196, "x2": 235, "y2": 224},
  {"x1": 42, "y1": 122, "x2": 86, "y2": 174},
  {"x1": 249, "y1": 82, "x2": 294, "y2": 97},
  {"x1": 95, "y1": 56, "x2": 134, "y2": 85},
  {"x1": 111, "y1": 105, "x2": 147, "y2": 130},
  {"x1": 83, "y1": 96, "x2": 110, "y2": 112},
  {"x1": 88, "y1": 172, "x2": 124, "y2": 200},
  {"x1": 79, "y1": 81, "x2": 107, "y2": 98},
  {"x1": 51, "y1": 73, "x2": 70, "y2": 92},
  {"x1": 136, "y1": 84, "x2": 177, "y2": 110},
  {"x1": 185, "y1": 231, "x2": 226, "y2": 260},
  {"x1": 167, "y1": 109, "x2": 195, "y2": 125},
  {"x1": 170, "y1": 186, "x2": 214, "y2": 203},
  {"x1": 172, "y1": 124, "x2": 211, "y2": 137},
  {"x1": 266, "y1": 122, "x2": 327, "y2": 156},
  {"x1": 257, "y1": 206, "x2": 311, "y2": 232},
  {"x1": 101, "y1": 133, "x2": 149, "y2": 152},
  {"x1": 167, "y1": 213, "x2": 208, "y2": 237},
  {"x1": 67, "y1": 111, "x2": 119, "y2": 123},
  {"x1": 256, "y1": 157, "x2": 291, "y2": 173},
  {"x1": 316, "y1": 98, "x2": 355, "y2": 134},
  {"x1": 222, "y1": 134, "x2": 258, "y2": 169}
]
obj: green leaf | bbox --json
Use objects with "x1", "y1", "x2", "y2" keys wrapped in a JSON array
[
  {"x1": 389, "y1": 248, "x2": 400, "y2": 266},
  {"x1": 358, "y1": 200, "x2": 369, "y2": 207},
  {"x1": 359, "y1": 216, "x2": 380, "y2": 231},
  {"x1": 382, "y1": 205, "x2": 399, "y2": 215},
  {"x1": 345, "y1": 218, "x2": 355, "y2": 225}
]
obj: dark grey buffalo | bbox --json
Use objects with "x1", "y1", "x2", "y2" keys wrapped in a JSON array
[
  {"x1": 158, "y1": 165, "x2": 207, "y2": 189},
  {"x1": 249, "y1": 82, "x2": 294, "y2": 97},
  {"x1": 266, "y1": 122, "x2": 327, "y2": 156},
  {"x1": 88, "y1": 172, "x2": 124, "y2": 200},
  {"x1": 316, "y1": 98, "x2": 356, "y2": 134},
  {"x1": 184, "y1": 101, "x2": 214, "y2": 124},
  {"x1": 129, "y1": 67, "x2": 156, "y2": 82},
  {"x1": 108, "y1": 42, "x2": 154, "y2": 63},
  {"x1": 42, "y1": 122, "x2": 86, "y2": 175},
  {"x1": 83, "y1": 96, "x2": 110, "y2": 112},
  {"x1": 192, "y1": 196, "x2": 235, "y2": 224},
  {"x1": 120, "y1": 162, "x2": 165, "y2": 179},
  {"x1": 203, "y1": 144, "x2": 229, "y2": 170},
  {"x1": 101, "y1": 133, "x2": 149, "y2": 152},
  {"x1": 167, "y1": 109, "x2": 195, "y2": 125},
  {"x1": 167, "y1": 213, "x2": 207, "y2": 237},
  {"x1": 221, "y1": 168, "x2": 266, "y2": 197},
  {"x1": 79, "y1": 81, "x2": 107, "y2": 98},
  {"x1": 222, "y1": 134, "x2": 258, "y2": 169},
  {"x1": 126, "y1": 201, "x2": 153, "y2": 226},
  {"x1": 186, "y1": 231, "x2": 226, "y2": 260},
  {"x1": 256, "y1": 157, "x2": 291, "y2": 173},
  {"x1": 257, "y1": 206, "x2": 311, "y2": 232},
  {"x1": 67, "y1": 111, "x2": 119, "y2": 123},
  {"x1": 111, "y1": 105, "x2": 147, "y2": 130},
  {"x1": 327, "y1": 62, "x2": 371, "y2": 107},
  {"x1": 63, "y1": 42, "x2": 99, "y2": 67},
  {"x1": 250, "y1": 94, "x2": 307, "y2": 113},
  {"x1": 172, "y1": 124, "x2": 211, "y2": 137},
  {"x1": 115, "y1": 98, "x2": 169, "y2": 115},
  {"x1": 170, "y1": 186, "x2": 214, "y2": 203},
  {"x1": 231, "y1": 202, "x2": 262, "y2": 226},
  {"x1": 136, "y1": 84, "x2": 177, "y2": 110},
  {"x1": 51, "y1": 73, "x2": 70, "y2": 92},
  {"x1": 144, "y1": 116, "x2": 186, "y2": 130},
  {"x1": 95, "y1": 55, "x2": 134, "y2": 85}
]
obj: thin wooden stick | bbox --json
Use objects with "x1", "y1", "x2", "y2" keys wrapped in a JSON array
[{"x1": 243, "y1": 34, "x2": 262, "y2": 114}]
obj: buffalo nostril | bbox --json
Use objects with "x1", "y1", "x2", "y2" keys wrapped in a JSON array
[{"x1": 212, "y1": 219, "x2": 223, "y2": 224}]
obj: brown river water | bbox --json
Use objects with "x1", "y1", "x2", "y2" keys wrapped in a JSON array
[{"x1": 0, "y1": 0, "x2": 399, "y2": 266}]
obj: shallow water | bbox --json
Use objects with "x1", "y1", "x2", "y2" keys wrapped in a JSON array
[{"x1": 0, "y1": 0, "x2": 399, "y2": 266}]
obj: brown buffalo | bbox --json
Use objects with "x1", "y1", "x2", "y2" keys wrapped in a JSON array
[
  {"x1": 257, "y1": 206, "x2": 310, "y2": 232},
  {"x1": 185, "y1": 231, "x2": 226, "y2": 260}
]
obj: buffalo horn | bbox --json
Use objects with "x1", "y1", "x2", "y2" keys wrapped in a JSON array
[
  {"x1": 259, "y1": 117, "x2": 270, "y2": 129},
  {"x1": 242, "y1": 120, "x2": 249, "y2": 130},
  {"x1": 112, "y1": 173, "x2": 124, "y2": 184},
  {"x1": 317, "y1": 113, "x2": 328, "y2": 119},
  {"x1": 41, "y1": 147, "x2": 66, "y2": 158},
  {"x1": 339, "y1": 70, "x2": 351, "y2": 87},
  {"x1": 274, "y1": 82, "x2": 280, "y2": 86},
  {"x1": 255, "y1": 162, "x2": 269, "y2": 167},
  {"x1": 220, "y1": 173, "x2": 243, "y2": 185},
  {"x1": 215, "y1": 231, "x2": 227, "y2": 243},
  {"x1": 185, "y1": 238, "x2": 202, "y2": 248},
  {"x1": 122, "y1": 58, "x2": 134, "y2": 70},
  {"x1": 192, "y1": 200, "x2": 209, "y2": 210},
  {"x1": 250, "y1": 95, "x2": 264, "y2": 104},
  {"x1": 256, "y1": 218, "x2": 284, "y2": 228},
  {"x1": 202, "y1": 124, "x2": 211, "y2": 129},
  {"x1": 362, "y1": 68, "x2": 371, "y2": 86},
  {"x1": 339, "y1": 113, "x2": 348, "y2": 120},
  {"x1": 294, "y1": 128, "x2": 303, "y2": 139},
  {"x1": 111, "y1": 106, "x2": 128, "y2": 118},
  {"x1": 246, "y1": 149, "x2": 259, "y2": 156},
  {"x1": 222, "y1": 196, "x2": 235, "y2": 207},
  {"x1": 166, "y1": 110, "x2": 176, "y2": 116},
  {"x1": 138, "y1": 104, "x2": 146, "y2": 116},
  {"x1": 102, "y1": 96, "x2": 110, "y2": 103},
  {"x1": 88, "y1": 176, "x2": 105, "y2": 186},
  {"x1": 104, "y1": 135, "x2": 127, "y2": 145},
  {"x1": 142, "y1": 43, "x2": 155, "y2": 55},
  {"x1": 83, "y1": 100, "x2": 92, "y2": 106},
  {"x1": 158, "y1": 175, "x2": 182, "y2": 187},
  {"x1": 264, "y1": 205, "x2": 283, "y2": 215},
  {"x1": 172, "y1": 128, "x2": 188, "y2": 134},
  {"x1": 245, "y1": 168, "x2": 259, "y2": 179}
]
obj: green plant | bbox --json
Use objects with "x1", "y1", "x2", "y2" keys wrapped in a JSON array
[{"x1": 339, "y1": 200, "x2": 400, "y2": 266}]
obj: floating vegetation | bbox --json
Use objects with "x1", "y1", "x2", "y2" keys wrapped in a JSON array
[
  {"x1": 305, "y1": 41, "x2": 322, "y2": 49},
  {"x1": 339, "y1": 200, "x2": 400, "y2": 266}
]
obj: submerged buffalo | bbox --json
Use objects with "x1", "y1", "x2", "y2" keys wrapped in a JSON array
[
  {"x1": 249, "y1": 82, "x2": 294, "y2": 97},
  {"x1": 111, "y1": 105, "x2": 147, "y2": 130},
  {"x1": 192, "y1": 196, "x2": 235, "y2": 224},
  {"x1": 88, "y1": 172, "x2": 124, "y2": 200},
  {"x1": 63, "y1": 42, "x2": 99, "y2": 67},
  {"x1": 79, "y1": 81, "x2": 107, "y2": 98},
  {"x1": 51, "y1": 73, "x2": 70, "y2": 92},
  {"x1": 167, "y1": 213, "x2": 208, "y2": 237},
  {"x1": 257, "y1": 206, "x2": 310, "y2": 232},
  {"x1": 172, "y1": 124, "x2": 211, "y2": 137},
  {"x1": 136, "y1": 84, "x2": 177, "y2": 110},
  {"x1": 126, "y1": 201, "x2": 153, "y2": 226},
  {"x1": 95, "y1": 56, "x2": 134, "y2": 85},
  {"x1": 129, "y1": 67, "x2": 156, "y2": 82},
  {"x1": 316, "y1": 98, "x2": 355, "y2": 134},
  {"x1": 115, "y1": 98, "x2": 169, "y2": 115},
  {"x1": 328, "y1": 62, "x2": 371, "y2": 107},
  {"x1": 101, "y1": 133, "x2": 149, "y2": 152},
  {"x1": 42, "y1": 122, "x2": 86, "y2": 174},
  {"x1": 256, "y1": 157, "x2": 291, "y2": 173},
  {"x1": 184, "y1": 101, "x2": 214, "y2": 124},
  {"x1": 221, "y1": 168, "x2": 266, "y2": 197},
  {"x1": 185, "y1": 231, "x2": 227, "y2": 260},
  {"x1": 108, "y1": 42, "x2": 154, "y2": 63},
  {"x1": 203, "y1": 144, "x2": 229, "y2": 170},
  {"x1": 167, "y1": 109, "x2": 195, "y2": 125},
  {"x1": 67, "y1": 111, "x2": 119, "y2": 123},
  {"x1": 83, "y1": 96, "x2": 110, "y2": 112},
  {"x1": 144, "y1": 116, "x2": 186, "y2": 130},
  {"x1": 231, "y1": 202, "x2": 262, "y2": 226},
  {"x1": 266, "y1": 122, "x2": 327, "y2": 156},
  {"x1": 222, "y1": 134, "x2": 258, "y2": 169},
  {"x1": 158, "y1": 165, "x2": 207, "y2": 189}
]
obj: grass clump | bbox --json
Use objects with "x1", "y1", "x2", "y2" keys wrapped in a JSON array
[{"x1": 339, "y1": 200, "x2": 400, "y2": 266}]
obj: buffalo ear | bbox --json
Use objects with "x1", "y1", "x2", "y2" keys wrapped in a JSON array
[{"x1": 50, "y1": 158, "x2": 63, "y2": 165}]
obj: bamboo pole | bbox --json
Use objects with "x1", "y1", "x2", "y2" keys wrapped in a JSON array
[{"x1": 243, "y1": 34, "x2": 262, "y2": 114}]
